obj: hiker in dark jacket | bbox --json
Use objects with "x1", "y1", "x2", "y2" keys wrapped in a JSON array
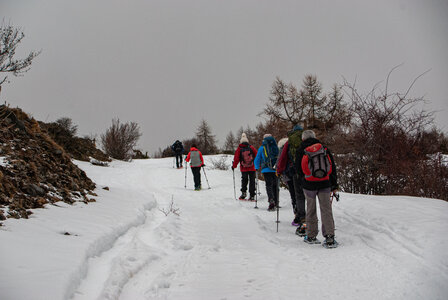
[
  {"x1": 171, "y1": 140, "x2": 184, "y2": 168},
  {"x1": 185, "y1": 144, "x2": 204, "y2": 190},
  {"x1": 276, "y1": 124, "x2": 307, "y2": 233},
  {"x1": 254, "y1": 134, "x2": 279, "y2": 211},
  {"x1": 276, "y1": 137, "x2": 299, "y2": 226},
  {"x1": 295, "y1": 130, "x2": 339, "y2": 246},
  {"x1": 232, "y1": 133, "x2": 258, "y2": 200}
]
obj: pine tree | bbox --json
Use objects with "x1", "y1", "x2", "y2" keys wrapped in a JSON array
[
  {"x1": 223, "y1": 131, "x2": 236, "y2": 153},
  {"x1": 195, "y1": 119, "x2": 218, "y2": 155}
]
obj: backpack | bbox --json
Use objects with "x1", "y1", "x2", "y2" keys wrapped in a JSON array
[
  {"x1": 301, "y1": 143, "x2": 332, "y2": 181},
  {"x1": 189, "y1": 150, "x2": 202, "y2": 167},
  {"x1": 175, "y1": 143, "x2": 183, "y2": 153},
  {"x1": 240, "y1": 146, "x2": 254, "y2": 168},
  {"x1": 287, "y1": 129, "x2": 303, "y2": 164},
  {"x1": 262, "y1": 136, "x2": 279, "y2": 170}
]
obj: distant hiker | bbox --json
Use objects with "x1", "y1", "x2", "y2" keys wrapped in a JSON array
[
  {"x1": 276, "y1": 124, "x2": 307, "y2": 235},
  {"x1": 185, "y1": 144, "x2": 205, "y2": 190},
  {"x1": 232, "y1": 133, "x2": 258, "y2": 200},
  {"x1": 296, "y1": 130, "x2": 339, "y2": 247},
  {"x1": 171, "y1": 140, "x2": 185, "y2": 168},
  {"x1": 254, "y1": 134, "x2": 279, "y2": 211}
]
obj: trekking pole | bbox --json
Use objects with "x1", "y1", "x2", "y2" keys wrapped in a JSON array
[
  {"x1": 202, "y1": 166, "x2": 211, "y2": 189},
  {"x1": 276, "y1": 175, "x2": 280, "y2": 232},
  {"x1": 173, "y1": 156, "x2": 175, "y2": 168},
  {"x1": 254, "y1": 171, "x2": 259, "y2": 209},
  {"x1": 184, "y1": 161, "x2": 188, "y2": 189},
  {"x1": 232, "y1": 168, "x2": 237, "y2": 200}
]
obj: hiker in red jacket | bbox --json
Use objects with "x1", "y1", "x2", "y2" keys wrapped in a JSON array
[
  {"x1": 232, "y1": 133, "x2": 258, "y2": 200},
  {"x1": 185, "y1": 144, "x2": 205, "y2": 190}
]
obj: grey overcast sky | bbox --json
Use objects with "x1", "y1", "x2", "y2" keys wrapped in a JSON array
[{"x1": 1, "y1": 0, "x2": 448, "y2": 154}]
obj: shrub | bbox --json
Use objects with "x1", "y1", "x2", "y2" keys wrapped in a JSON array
[{"x1": 101, "y1": 118, "x2": 141, "y2": 160}]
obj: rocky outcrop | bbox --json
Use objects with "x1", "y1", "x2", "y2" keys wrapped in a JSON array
[{"x1": 0, "y1": 105, "x2": 97, "y2": 222}]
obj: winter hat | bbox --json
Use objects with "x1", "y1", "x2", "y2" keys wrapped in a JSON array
[
  {"x1": 240, "y1": 133, "x2": 249, "y2": 144},
  {"x1": 263, "y1": 133, "x2": 272, "y2": 139},
  {"x1": 293, "y1": 124, "x2": 303, "y2": 131},
  {"x1": 301, "y1": 130, "x2": 316, "y2": 141},
  {"x1": 278, "y1": 137, "x2": 288, "y2": 149}
]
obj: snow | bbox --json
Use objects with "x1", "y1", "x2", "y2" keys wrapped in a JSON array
[
  {"x1": 1, "y1": 155, "x2": 447, "y2": 300},
  {"x1": 0, "y1": 156, "x2": 8, "y2": 167}
]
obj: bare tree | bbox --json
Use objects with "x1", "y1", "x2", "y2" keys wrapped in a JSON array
[
  {"x1": 101, "y1": 118, "x2": 141, "y2": 160},
  {"x1": 338, "y1": 67, "x2": 448, "y2": 199},
  {"x1": 261, "y1": 75, "x2": 351, "y2": 140},
  {"x1": 300, "y1": 74, "x2": 327, "y2": 128},
  {"x1": 195, "y1": 119, "x2": 217, "y2": 155},
  {"x1": 0, "y1": 23, "x2": 41, "y2": 86},
  {"x1": 261, "y1": 77, "x2": 305, "y2": 126}
]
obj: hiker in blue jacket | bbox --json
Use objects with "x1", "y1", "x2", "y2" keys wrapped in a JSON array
[{"x1": 254, "y1": 134, "x2": 279, "y2": 211}]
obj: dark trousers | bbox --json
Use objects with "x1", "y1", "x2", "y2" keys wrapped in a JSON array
[
  {"x1": 191, "y1": 167, "x2": 201, "y2": 188},
  {"x1": 263, "y1": 172, "x2": 278, "y2": 205},
  {"x1": 293, "y1": 174, "x2": 306, "y2": 223},
  {"x1": 286, "y1": 178, "x2": 296, "y2": 210},
  {"x1": 175, "y1": 153, "x2": 183, "y2": 168},
  {"x1": 241, "y1": 171, "x2": 256, "y2": 196}
]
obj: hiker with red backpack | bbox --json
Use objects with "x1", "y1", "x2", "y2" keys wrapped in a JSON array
[
  {"x1": 296, "y1": 130, "x2": 339, "y2": 248},
  {"x1": 254, "y1": 134, "x2": 279, "y2": 211},
  {"x1": 232, "y1": 133, "x2": 258, "y2": 200},
  {"x1": 185, "y1": 144, "x2": 205, "y2": 191}
]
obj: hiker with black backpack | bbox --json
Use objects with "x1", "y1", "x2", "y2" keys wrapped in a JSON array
[
  {"x1": 296, "y1": 130, "x2": 339, "y2": 248},
  {"x1": 276, "y1": 124, "x2": 307, "y2": 235},
  {"x1": 254, "y1": 134, "x2": 279, "y2": 211},
  {"x1": 232, "y1": 133, "x2": 258, "y2": 201},
  {"x1": 171, "y1": 140, "x2": 185, "y2": 169},
  {"x1": 185, "y1": 144, "x2": 205, "y2": 191}
]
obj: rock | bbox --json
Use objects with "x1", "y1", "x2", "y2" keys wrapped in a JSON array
[{"x1": 23, "y1": 184, "x2": 45, "y2": 196}]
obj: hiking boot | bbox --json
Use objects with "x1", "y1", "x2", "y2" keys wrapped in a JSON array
[
  {"x1": 295, "y1": 223, "x2": 307, "y2": 236},
  {"x1": 304, "y1": 235, "x2": 320, "y2": 244},
  {"x1": 239, "y1": 192, "x2": 247, "y2": 199},
  {"x1": 324, "y1": 235, "x2": 335, "y2": 246},
  {"x1": 268, "y1": 200, "x2": 275, "y2": 211},
  {"x1": 293, "y1": 216, "x2": 301, "y2": 225},
  {"x1": 291, "y1": 218, "x2": 300, "y2": 226},
  {"x1": 249, "y1": 195, "x2": 255, "y2": 201}
]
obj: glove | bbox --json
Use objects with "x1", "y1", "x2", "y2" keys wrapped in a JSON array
[{"x1": 231, "y1": 166, "x2": 234, "y2": 171}]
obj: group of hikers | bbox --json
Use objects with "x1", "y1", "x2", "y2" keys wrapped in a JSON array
[{"x1": 170, "y1": 125, "x2": 339, "y2": 248}]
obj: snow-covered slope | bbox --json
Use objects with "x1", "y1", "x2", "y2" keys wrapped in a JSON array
[{"x1": 1, "y1": 156, "x2": 447, "y2": 300}]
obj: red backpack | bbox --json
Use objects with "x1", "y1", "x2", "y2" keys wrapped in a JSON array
[
  {"x1": 301, "y1": 143, "x2": 332, "y2": 181},
  {"x1": 240, "y1": 146, "x2": 254, "y2": 168}
]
